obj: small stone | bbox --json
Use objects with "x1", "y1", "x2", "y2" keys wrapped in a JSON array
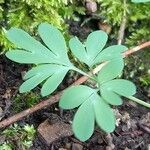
[
  {"x1": 85, "y1": 0, "x2": 97, "y2": 13},
  {"x1": 72, "y1": 143, "x2": 83, "y2": 150},
  {"x1": 38, "y1": 119, "x2": 73, "y2": 146}
]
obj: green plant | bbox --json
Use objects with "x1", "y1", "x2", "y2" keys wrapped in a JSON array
[
  {"x1": 0, "y1": 142, "x2": 13, "y2": 150},
  {"x1": 0, "y1": 124, "x2": 36, "y2": 150},
  {"x1": 0, "y1": 0, "x2": 85, "y2": 52},
  {"x1": 139, "y1": 74, "x2": 150, "y2": 86},
  {"x1": 5, "y1": 23, "x2": 150, "y2": 141},
  {"x1": 13, "y1": 92, "x2": 40, "y2": 113},
  {"x1": 96, "y1": 0, "x2": 150, "y2": 46},
  {"x1": 125, "y1": 26, "x2": 150, "y2": 46}
]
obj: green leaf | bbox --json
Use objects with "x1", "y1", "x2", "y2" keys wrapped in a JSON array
[
  {"x1": 6, "y1": 25, "x2": 71, "y2": 66},
  {"x1": 41, "y1": 69, "x2": 68, "y2": 96},
  {"x1": 98, "y1": 58, "x2": 124, "y2": 84},
  {"x1": 6, "y1": 49, "x2": 55, "y2": 64},
  {"x1": 100, "y1": 89, "x2": 123, "y2": 105},
  {"x1": 101, "y1": 79, "x2": 136, "y2": 97},
  {"x1": 59, "y1": 85, "x2": 96, "y2": 109},
  {"x1": 69, "y1": 30, "x2": 108, "y2": 67},
  {"x1": 5, "y1": 23, "x2": 75, "y2": 96},
  {"x1": 131, "y1": 0, "x2": 150, "y2": 3},
  {"x1": 23, "y1": 64, "x2": 58, "y2": 80},
  {"x1": 38, "y1": 23, "x2": 70, "y2": 64},
  {"x1": 85, "y1": 31, "x2": 108, "y2": 60},
  {"x1": 6, "y1": 28, "x2": 56, "y2": 64},
  {"x1": 94, "y1": 45, "x2": 127, "y2": 64},
  {"x1": 72, "y1": 96, "x2": 95, "y2": 141},
  {"x1": 93, "y1": 97, "x2": 116, "y2": 132},
  {"x1": 6, "y1": 50, "x2": 40, "y2": 64},
  {"x1": 69, "y1": 32, "x2": 127, "y2": 67},
  {"x1": 19, "y1": 74, "x2": 49, "y2": 93},
  {"x1": 20, "y1": 65, "x2": 69, "y2": 96},
  {"x1": 69, "y1": 37, "x2": 88, "y2": 65}
]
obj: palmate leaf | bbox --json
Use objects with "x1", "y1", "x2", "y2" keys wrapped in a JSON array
[
  {"x1": 60, "y1": 85, "x2": 116, "y2": 141},
  {"x1": 5, "y1": 23, "x2": 73, "y2": 96},
  {"x1": 59, "y1": 85, "x2": 96, "y2": 141},
  {"x1": 5, "y1": 23, "x2": 136, "y2": 142},
  {"x1": 38, "y1": 23, "x2": 69, "y2": 63},
  {"x1": 69, "y1": 30, "x2": 108, "y2": 67},
  {"x1": 69, "y1": 31, "x2": 127, "y2": 67},
  {"x1": 20, "y1": 64, "x2": 69, "y2": 96},
  {"x1": 100, "y1": 79, "x2": 136, "y2": 105},
  {"x1": 6, "y1": 23, "x2": 71, "y2": 65},
  {"x1": 97, "y1": 55, "x2": 136, "y2": 105}
]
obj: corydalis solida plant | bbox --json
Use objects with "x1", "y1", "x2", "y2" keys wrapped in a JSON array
[{"x1": 5, "y1": 23, "x2": 150, "y2": 141}]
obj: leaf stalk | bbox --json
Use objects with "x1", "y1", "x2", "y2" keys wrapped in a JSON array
[{"x1": 127, "y1": 96, "x2": 150, "y2": 108}]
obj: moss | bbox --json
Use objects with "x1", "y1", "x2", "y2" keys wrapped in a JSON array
[
  {"x1": 96, "y1": 0, "x2": 150, "y2": 46},
  {"x1": 13, "y1": 92, "x2": 41, "y2": 113},
  {"x1": 0, "y1": 124, "x2": 36, "y2": 150},
  {"x1": 0, "y1": 0, "x2": 85, "y2": 51}
]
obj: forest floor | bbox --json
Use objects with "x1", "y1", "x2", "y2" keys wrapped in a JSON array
[{"x1": 0, "y1": 20, "x2": 150, "y2": 150}]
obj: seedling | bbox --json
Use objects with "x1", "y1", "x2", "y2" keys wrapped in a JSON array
[{"x1": 5, "y1": 23, "x2": 150, "y2": 141}]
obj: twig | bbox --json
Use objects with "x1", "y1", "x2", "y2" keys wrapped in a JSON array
[
  {"x1": 123, "y1": 41, "x2": 150, "y2": 57},
  {"x1": 118, "y1": 0, "x2": 127, "y2": 45},
  {"x1": 0, "y1": 41, "x2": 150, "y2": 129}
]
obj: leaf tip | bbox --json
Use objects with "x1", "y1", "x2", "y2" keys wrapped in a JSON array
[{"x1": 41, "y1": 89, "x2": 49, "y2": 97}]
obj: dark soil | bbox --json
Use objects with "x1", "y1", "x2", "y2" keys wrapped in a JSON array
[{"x1": 0, "y1": 20, "x2": 150, "y2": 150}]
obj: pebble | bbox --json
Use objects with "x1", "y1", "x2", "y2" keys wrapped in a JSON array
[{"x1": 85, "y1": 0, "x2": 97, "y2": 13}]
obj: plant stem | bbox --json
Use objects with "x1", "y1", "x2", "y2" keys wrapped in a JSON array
[
  {"x1": 72, "y1": 66, "x2": 89, "y2": 76},
  {"x1": 127, "y1": 96, "x2": 150, "y2": 108},
  {"x1": 72, "y1": 66, "x2": 97, "y2": 81}
]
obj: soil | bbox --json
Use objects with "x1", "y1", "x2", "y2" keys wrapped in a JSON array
[{"x1": 0, "y1": 20, "x2": 150, "y2": 150}]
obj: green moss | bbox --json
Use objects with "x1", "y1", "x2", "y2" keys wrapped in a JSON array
[
  {"x1": 13, "y1": 92, "x2": 41, "y2": 113},
  {"x1": 140, "y1": 74, "x2": 150, "y2": 86},
  {"x1": 0, "y1": 124, "x2": 36, "y2": 150},
  {"x1": 0, "y1": 0, "x2": 85, "y2": 51},
  {"x1": 96, "y1": 0, "x2": 150, "y2": 46}
]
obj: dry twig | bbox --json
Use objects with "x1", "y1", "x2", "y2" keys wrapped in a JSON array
[{"x1": 117, "y1": 0, "x2": 127, "y2": 45}]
